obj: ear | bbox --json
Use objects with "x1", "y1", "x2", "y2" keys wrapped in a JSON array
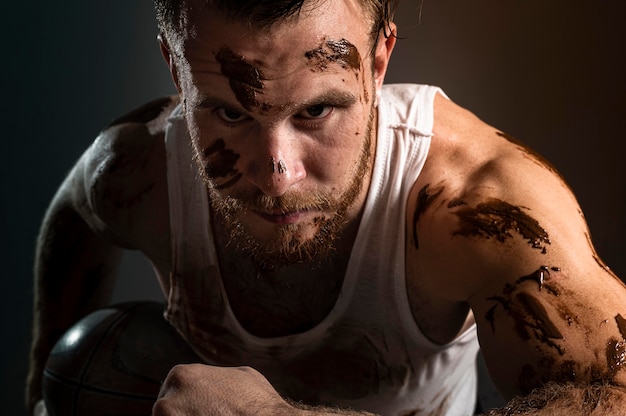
[
  {"x1": 372, "y1": 22, "x2": 397, "y2": 92},
  {"x1": 158, "y1": 34, "x2": 182, "y2": 94}
]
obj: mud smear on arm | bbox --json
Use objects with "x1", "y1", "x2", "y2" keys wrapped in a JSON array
[
  {"x1": 485, "y1": 266, "x2": 563, "y2": 337},
  {"x1": 452, "y1": 198, "x2": 551, "y2": 253},
  {"x1": 411, "y1": 184, "x2": 444, "y2": 249},
  {"x1": 484, "y1": 266, "x2": 626, "y2": 392}
]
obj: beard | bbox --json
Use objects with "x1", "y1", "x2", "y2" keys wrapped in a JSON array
[{"x1": 201, "y1": 107, "x2": 376, "y2": 271}]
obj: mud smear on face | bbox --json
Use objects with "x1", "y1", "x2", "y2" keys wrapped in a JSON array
[
  {"x1": 209, "y1": 109, "x2": 376, "y2": 272},
  {"x1": 203, "y1": 139, "x2": 242, "y2": 190},
  {"x1": 305, "y1": 38, "x2": 361, "y2": 72},
  {"x1": 452, "y1": 198, "x2": 551, "y2": 253},
  {"x1": 216, "y1": 47, "x2": 265, "y2": 111},
  {"x1": 412, "y1": 184, "x2": 444, "y2": 249},
  {"x1": 305, "y1": 38, "x2": 371, "y2": 104}
]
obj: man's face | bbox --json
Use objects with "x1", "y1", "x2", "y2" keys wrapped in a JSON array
[{"x1": 167, "y1": 0, "x2": 393, "y2": 269}]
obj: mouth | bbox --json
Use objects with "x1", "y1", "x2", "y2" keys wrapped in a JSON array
[{"x1": 253, "y1": 209, "x2": 312, "y2": 225}]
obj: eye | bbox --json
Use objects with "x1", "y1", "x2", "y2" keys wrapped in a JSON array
[
  {"x1": 216, "y1": 107, "x2": 248, "y2": 123},
  {"x1": 297, "y1": 105, "x2": 333, "y2": 120}
]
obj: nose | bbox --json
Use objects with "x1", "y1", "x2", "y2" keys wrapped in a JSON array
[{"x1": 245, "y1": 124, "x2": 306, "y2": 197}]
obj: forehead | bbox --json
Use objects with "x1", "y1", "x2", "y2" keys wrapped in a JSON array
[{"x1": 177, "y1": 0, "x2": 373, "y2": 75}]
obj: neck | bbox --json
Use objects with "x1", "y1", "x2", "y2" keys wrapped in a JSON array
[{"x1": 210, "y1": 208, "x2": 363, "y2": 337}]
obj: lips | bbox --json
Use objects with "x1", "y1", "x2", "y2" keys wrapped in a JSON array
[{"x1": 253, "y1": 209, "x2": 308, "y2": 225}]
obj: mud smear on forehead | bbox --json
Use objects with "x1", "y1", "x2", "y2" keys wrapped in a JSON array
[
  {"x1": 305, "y1": 38, "x2": 361, "y2": 72},
  {"x1": 306, "y1": 38, "x2": 371, "y2": 104},
  {"x1": 216, "y1": 47, "x2": 264, "y2": 111}
]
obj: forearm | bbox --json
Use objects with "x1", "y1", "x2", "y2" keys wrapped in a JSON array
[
  {"x1": 483, "y1": 382, "x2": 626, "y2": 416},
  {"x1": 288, "y1": 400, "x2": 377, "y2": 416},
  {"x1": 26, "y1": 198, "x2": 123, "y2": 413}
]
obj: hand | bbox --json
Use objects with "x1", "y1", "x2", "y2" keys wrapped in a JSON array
[{"x1": 153, "y1": 364, "x2": 297, "y2": 416}]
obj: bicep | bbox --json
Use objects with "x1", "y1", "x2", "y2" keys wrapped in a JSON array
[
  {"x1": 412, "y1": 146, "x2": 626, "y2": 399},
  {"x1": 451, "y1": 176, "x2": 626, "y2": 399},
  {"x1": 470, "y1": 254, "x2": 626, "y2": 399}
]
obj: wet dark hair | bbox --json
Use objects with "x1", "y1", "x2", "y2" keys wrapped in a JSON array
[{"x1": 155, "y1": 0, "x2": 399, "y2": 50}]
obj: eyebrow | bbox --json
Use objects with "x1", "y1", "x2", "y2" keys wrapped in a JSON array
[
  {"x1": 300, "y1": 89, "x2": 358, "y2": 108},
  {"x1": 192, "y1": 88, "x2": 359, "y2": 113},
  {"x1": 193, "y1": 96, "x2": 238, "y2": 111}
]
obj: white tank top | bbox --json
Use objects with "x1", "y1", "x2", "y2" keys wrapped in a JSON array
[{"x1": 163, "y1": 84, "x2": 479, "y2": 416}]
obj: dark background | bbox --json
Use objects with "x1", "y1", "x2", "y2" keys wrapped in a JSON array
[{"x1": 2, "y1": 1, "x2": 625, "y2": 415}]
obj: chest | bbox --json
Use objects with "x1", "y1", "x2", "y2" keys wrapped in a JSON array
[{"x1": 219, "y1": 254, "x2": 349, "y2": 338}]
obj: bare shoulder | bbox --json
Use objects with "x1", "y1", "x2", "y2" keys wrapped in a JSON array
[
  {"x1": 405, "y1": 93, "x2": 626, "y2": 397},
  {"x1": 79, "y1": 95, "x2": 179, "y2": 257},
  {"x1": 408, "y1": 93, "x2": 588, "y2": 299}
]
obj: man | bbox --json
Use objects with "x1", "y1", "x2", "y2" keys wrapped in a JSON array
[{"x1": 27, "y1": 0, "x2": 626, "y2": 415}]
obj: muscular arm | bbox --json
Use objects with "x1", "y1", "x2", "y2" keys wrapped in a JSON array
[
  {"x1": 26, "y1": 97, "x2": 175, "y2": 413},
  {"x1": 407, "y1": 95, "x2": 626, "y2": 413},
  {"x1": 26, "y1": 158, "x2": 124, "y2": 412}
]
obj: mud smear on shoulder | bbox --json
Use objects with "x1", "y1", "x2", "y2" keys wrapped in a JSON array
[
  {"x1": 452, "y1": 198, "x2": 551, "y2": 253},
  {"x1": 496, "y1": 131, "x2": 563, "y2": 178},
  {"x1": 411, "y1": 184, "x2": 444, "y2": 250},
  {"x1": 203, "y1": 139, "x2": 242, "y2": 190},
  {"x1": 584, "y1": 232, "x2": 625, "y2": 287}
]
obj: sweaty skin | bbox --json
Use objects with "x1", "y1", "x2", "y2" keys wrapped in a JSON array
[
  {"x1": 404, "y1": 92, "x2": 626, "y2": 403},
  {"x1": 28, "y1": 0, "x2": 626, "y2": 414}
]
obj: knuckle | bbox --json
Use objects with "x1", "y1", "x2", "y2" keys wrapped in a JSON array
[{"x1": 152, "y1": 396, "x2": 173, "y2": 416}]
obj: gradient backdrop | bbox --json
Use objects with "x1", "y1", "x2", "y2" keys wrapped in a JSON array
[{"x1": 2, "y1": 1, "x2": 625, "y2": 415}]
